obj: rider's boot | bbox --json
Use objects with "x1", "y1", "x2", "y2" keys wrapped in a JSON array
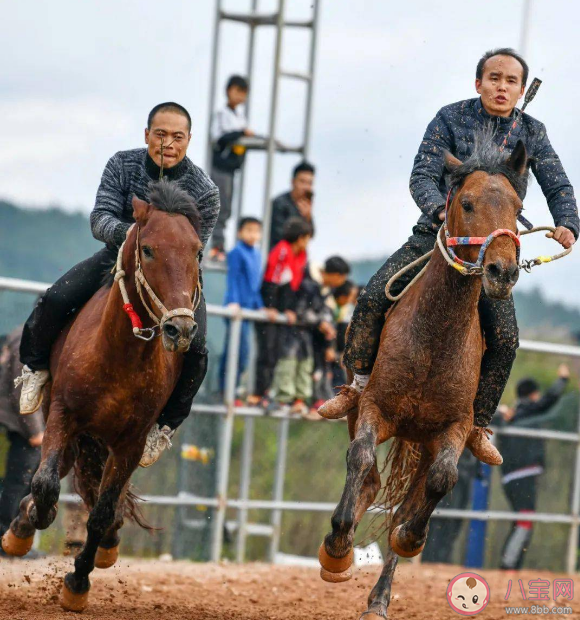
[
  {"x1": 318, "y1": 374, "x2": 369, "y2": 419},
  {"x1": 14, "y1": 365, "x2": 51, "y2": 415},
  {"x1": 139, "y1": 425, "x2": 175, "y2": 468},
  {"x1": 465, "y1": 426, "x2": 502, "y2": 466}
]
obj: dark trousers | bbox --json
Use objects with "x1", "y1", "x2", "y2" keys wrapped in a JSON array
[
  {"x1": 0, "y1": 432, "x2": 41, "y2": 536},
  {"x1": 255, "y1": 323, "x2": 279, "y2": 397},
  {"x1": 501, "y1": 475, "x2": 537, "y2": 569},
  {"x1": 20, "y1": 247, "x2": 207, "y2": 431},
  {"x1": 218, "y1": 319, "x2": 251, "y2": 394},
  {"x1": 210, "y1": 167, "x2": 234, "y2": 250},
  {"x1": 343, "y1": 226, "x2": 519, "y2": 426}
]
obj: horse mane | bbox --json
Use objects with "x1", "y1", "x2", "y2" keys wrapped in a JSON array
[
  {"x1": 101, "y1": 179, "x2": 202, "y2": 288},
  {"x1": 448, "y1": 125, "x2": 529, "y2": 198}
]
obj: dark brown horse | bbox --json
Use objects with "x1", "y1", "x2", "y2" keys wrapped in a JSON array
[
  {"x1": 1, "y1": 181, "x2": 202, "y2": 612},
  {"x1": 319, "y1": 140, "x2": 528, "y2": 618}
]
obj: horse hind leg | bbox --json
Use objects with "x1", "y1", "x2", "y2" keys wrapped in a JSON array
[
  {"x1": 319, "y1": 401, "x2": 393, "y2": 583},
  {"x1": 390, "y1": 429, "x2": 463, "y2": 558}
]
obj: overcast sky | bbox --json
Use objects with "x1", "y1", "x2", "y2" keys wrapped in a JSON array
[{"x1": 2, "y1": 0, "x2": 579, "y2": 306}]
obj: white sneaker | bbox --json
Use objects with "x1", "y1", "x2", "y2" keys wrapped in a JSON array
[
  {"x1": 14, "y1": 365, "x2": 50, "y2": 415},
  {"x1": 139, "y1": 425, "x2": 175, "y2": 468}
]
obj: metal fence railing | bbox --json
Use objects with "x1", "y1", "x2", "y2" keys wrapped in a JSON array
[{"x1": 1, "y1": 275, "x2": 580, "y2": 571}]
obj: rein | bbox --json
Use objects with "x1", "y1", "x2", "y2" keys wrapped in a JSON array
[{"x1": 114, "y1": 227, "x2": 201, "y2": 341}]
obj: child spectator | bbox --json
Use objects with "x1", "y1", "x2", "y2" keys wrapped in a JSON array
[
  {"x1": 255, "y1": 218, "x2": 313, "y2": 410},
  {"x1": 218, "y1": 218, "x2": 276, "y2": 398},
  {"x1": 331, "y1": 280, "x2": 356, "y2": 388},
  {"x1": 210, "y1": 75, "x2": 255, "y2": 261}
]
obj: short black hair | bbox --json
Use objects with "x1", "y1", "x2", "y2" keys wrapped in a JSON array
[
  {"x1": 517, "y1": 377, "x2": 540, "y2": 399},
  {"x1": 334, "y1": 280, "x2": 355, "y2": 299},
  {"x1": 476, "y1": 48, "x2": 529, "y2": 87},
  {"x1": 324, "y1": 255, "x2": 350, "y2": 275},
  {"x1": 292, "y1": 161, "x2": 315, "y2": 179},
  {"x1": 238, "y1": 216, "x2": 262, "y2": 231},
  {"x1": 282, "y1": 217, "x2": 313, "y2": 243},
  {"x1": 148, "y1": 102, "x2": 192, "y2": 132},
  {"x1": 226, "y1": 75, "x2": 249, "y2": 92}
]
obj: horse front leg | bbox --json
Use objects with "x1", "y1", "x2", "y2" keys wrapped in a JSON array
[
  {"x1": 320, "y1": 401, "x2": 393, "y2": 583},
  {"x1": 60, "y1": 450, "x2": 139, "y2": 612},
  {"x1": 390, "y1": 424, "x2": 466, "y2": 558},
  {"x1": 1, "y1": 408, "x2": 73, "y2": 556}
]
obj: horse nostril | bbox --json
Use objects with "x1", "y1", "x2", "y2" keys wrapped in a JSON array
[
  {"x1": 485, "y1": 262, "x2": 502, "y2": 279},
  {"x1": 163, "y1": 323, "x2": 180, "y2": 340},
  {"x1": 191, "y1": 322, "x2": 198, "y2": 340},
  {"x1": 507, "y1": 262, "x2": 519, "y2": 283}
]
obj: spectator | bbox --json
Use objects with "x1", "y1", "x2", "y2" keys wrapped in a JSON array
[
  {"x1": 269, "y1": 161, "x2": 315, "y2": 250},
  {"x1": 218, "y1": 217, "x2": 276, "y2": 397},
  {"x1": 303, "y1": 257, "x2": 351, "y2": 410},
  {"x1": 497, "y1": 364, "x2": 570, "y2": 570},
  {"x1": 255, "y1": 218, "x2": 313, "y2": 408},
  {"x1": 210, "y1": 75, "x2": 254, "y2": 261},
  {"x1": 330, "y1": 280, "x2": 356, "y2": 389},
  {"x1": 0, "y1": 327, "x2": 44, "y2": 557}
]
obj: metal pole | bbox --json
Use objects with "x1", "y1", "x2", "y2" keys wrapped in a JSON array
[
  {"x1": 519, "y1": 0, "x2": 532, "y2": 57},
  {"x1": 260, "y1": 0, "x2": 286, "y2": 265},
  {"x1": 206, "y1": 0, "x2": 222, "y2": 170},
  {"x1": 302, "y1": 0, "x2": 319, "y2": 158},
  {"x1": 210, "y1": 315, "x2": 242, "y2": 562},
  {"x1": 235, "y1": 416, "x2": 255, "y2": 562},
  {"x1": 566, "y1": 396, "x2": 580, "y2": 573},
  {"x1": 268, "y1": 417, "x2": 290, "y2": 562}
]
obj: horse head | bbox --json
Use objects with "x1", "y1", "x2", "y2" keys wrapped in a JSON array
[
  {"x1": 131, "y1": 180, "x2": 202, "y2": 353},
  {"x1": 444, "y1": 137, "x2": 528, "y2": 299}
]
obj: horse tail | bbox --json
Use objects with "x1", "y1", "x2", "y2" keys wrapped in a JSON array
[
  {"x1": 362, "y1": 438, "x2": 422, "y2": 544},
  {"x1": 72, "y1": 434, "x2": 157, "y2": 531}
]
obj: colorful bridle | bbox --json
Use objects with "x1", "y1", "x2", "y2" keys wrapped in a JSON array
[{"x1": 442, "y1": 188, "x2": 521, "y2": 276}]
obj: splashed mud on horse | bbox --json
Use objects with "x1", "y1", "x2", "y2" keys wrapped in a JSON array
[
  {"x1": 1, "y1": 180, "x2": 203, "y2": 612},
  {"x1": 319, "y1": 139, "x2": 531, "y2": 619}
]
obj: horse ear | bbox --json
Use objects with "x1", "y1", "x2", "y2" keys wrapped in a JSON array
[
  {"x1": 506, "y1": 140, "x2": 528, "y2": 176},
  {"x1": 132, "y1": 196, "x2": 152, "y2": 224},
  {"x1": 444, "y1": 151, "x2": 462, "y2": 172}
]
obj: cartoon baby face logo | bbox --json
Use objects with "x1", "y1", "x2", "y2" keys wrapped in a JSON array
[{"x1": 447, "y1": 572, "x2": 490, "y2": 615}]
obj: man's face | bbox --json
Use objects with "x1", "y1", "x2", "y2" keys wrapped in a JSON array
[
  {"x1": 145, "y1": 110, "x2": 191, "y2": 168},
  {"x1": 475, "y1": 55, "x2": 525, "y2": 117},
  {"x1": 322, "y1": 272, "x2": 347, "y2": 289},
  {"x1": 227, "y1": 86, "x2": 248, "y2": 108},
  {"x1": 291, "y1": 171, "x2": 314, "y2": 199}
]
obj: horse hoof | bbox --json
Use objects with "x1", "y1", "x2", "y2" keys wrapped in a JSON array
[
  {"x1": 318, "y1": 543, "x2": 354, "y2": 573},
  {"x1": 95, "y1": 545, "x2": 119, "y2": 569},
  {"x1": 60, "y1": 580, "x2": 90, "y2": 612},
  {"x1": 320, "y1": 567, "x2": 352, "y2": 583},
  {"x1": 389, "y1": 524, "x2": 425, "y2": 558},
  {"x1": 1, "y1": 530, "x2": 34, "y2": 557},
  {"x1": 360, "y1": 613, "x2": 385, "y2": 620},
  {"x1": 27, "y1": 502, "x2": 57, "y2": 531}
]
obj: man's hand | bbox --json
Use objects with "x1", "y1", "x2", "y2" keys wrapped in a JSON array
[
  {"x1": 228, "y1": 302, "x2": 241, "y2": 315},
  {"x1": 325, "y1": 348, "x2": 337, "y2": 363},
  {"x1": 438, "y1": 209, "x2": 446, "y2": 221},
  {"x1": 284, "y1": 310, "x2": 297, "y2": 325},
  {"x1": 498, "y1": 404, "x2": 515, "y2": 422},
  {"x1": 263, "y1": 307, "x2": 279, "y2": 322},
  {"x1": 29, "y1": 432, "x2": 44, "y2": 447},
  {"x1": 243, "y1": 128, "x2": 255, "y2": 137},
  {"x1": 551, "y1": 226, "x2": 576, "y2": 249},
  {"x1": 318, "y1": 320, "x2": 336, "y2": 340},
  {"x1": 296, "y1": 198, "x2": 312, "y2": 221},
  {"x1": 558, "y1": 363, "x2": 570, "y2": 379}
]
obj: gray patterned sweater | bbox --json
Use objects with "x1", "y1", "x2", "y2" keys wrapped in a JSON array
[
  {"x1": 90, "y1": 148, "x2": 220, "y2": 249},
  {"x1": 410, "y1": 98, "x2": 579, "y2": 238}
]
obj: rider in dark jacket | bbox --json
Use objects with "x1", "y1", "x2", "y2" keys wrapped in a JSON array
[{"x1": 320, "y1": 48, "x2": 578, "y2": 466}]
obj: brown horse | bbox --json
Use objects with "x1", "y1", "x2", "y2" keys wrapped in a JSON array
[
  {"x1": 1, "y1": 181, "x2": 202, "y2": 612},
  {"x1": 319, "y1": 139, "x2": 528, "y2": 618}
]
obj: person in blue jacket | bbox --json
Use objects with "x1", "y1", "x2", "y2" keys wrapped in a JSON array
[{"x1": 219, "y1": 217, "x2": 276, "y2": 395}]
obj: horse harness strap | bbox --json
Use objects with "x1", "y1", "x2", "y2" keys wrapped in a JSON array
[{"x1": 115, "y1": 227, "x2": 202, "y2": 342}]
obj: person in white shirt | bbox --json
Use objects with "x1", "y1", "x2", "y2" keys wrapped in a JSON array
[{"x1": 210, "y1": 75, "x2": 255, "y2": 261}]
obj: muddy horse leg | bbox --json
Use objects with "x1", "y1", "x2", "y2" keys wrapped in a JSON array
[
  {"x1": 94, "y1": 488, "x2": 127, "y2": 569},
  {"x1": 2, "y1": 408, "x2": 73, "y2": 556},
  {"x1": 320, "y1": 402, "x2": 392, "y2": 582},
  {"x1": 390, "y1": 429, "x2": 464, "y2": 558},
  {"x1": 61, "y1": 450, "x2": 139, "y2": 612}
]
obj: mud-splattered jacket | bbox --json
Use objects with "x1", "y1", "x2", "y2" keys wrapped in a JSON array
[{"x1": 410, "y1": 97, "x2": 579, "y2": 238}]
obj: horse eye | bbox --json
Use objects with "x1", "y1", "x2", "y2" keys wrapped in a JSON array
[
  {"x1": 142, "y1": 246, "x2": 154, "y2": 259},
  {"x1": 472, "y1": 595, "x2": 479, "y2": 604},
  {"x1": 461, "y1": 200, "x2": 474, "y2": 213}
]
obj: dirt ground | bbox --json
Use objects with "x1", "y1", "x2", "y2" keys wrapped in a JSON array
[{"x1": 0, "y1": 557, "x2": 577, "y2": 619}]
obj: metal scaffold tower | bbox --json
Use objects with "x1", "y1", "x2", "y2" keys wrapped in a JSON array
[{"x1": 176, "y1": 0, "x2": 321, "y2": 564}]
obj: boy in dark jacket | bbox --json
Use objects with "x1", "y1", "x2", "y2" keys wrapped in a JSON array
[
  {"x1": 210, "y1": 76, "x2": 255, "y2": 260},
  {"x1": 497, "y1": 364, "x2": 570, "y2": 569}
]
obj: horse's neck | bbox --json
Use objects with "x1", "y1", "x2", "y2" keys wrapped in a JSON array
[{"x1": 410, "y1": 249, "x2": 482, "y2": 345}]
